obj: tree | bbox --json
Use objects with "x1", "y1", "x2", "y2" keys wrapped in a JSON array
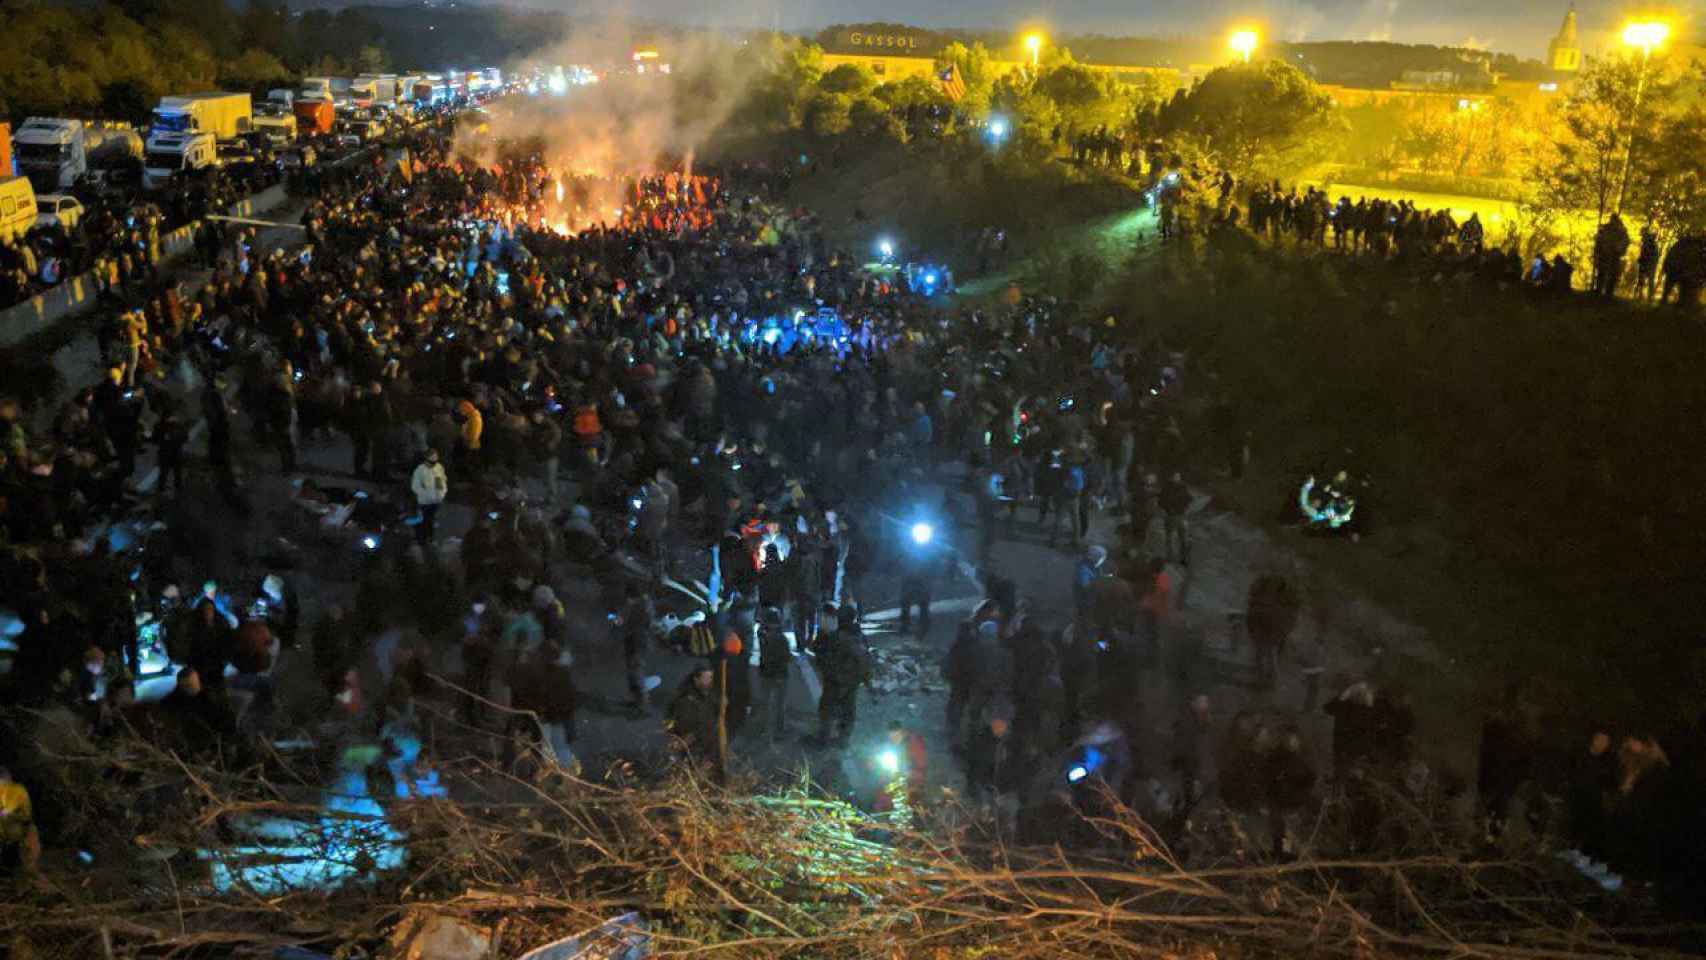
[
  {"x1": 221, "y1": 48, "x2": 290, "y2": 94},
  {"x1": 1641, "y1": 107, "x2": 1706, "y2": 241},
  {"x1": 819, "y1": 63, "x2": 877, "y2": 98},
  {"x1": 934, "y1": 41, "x2": 996, "y2": 120},
  {"x1": 850, "y1": 95, "x2": 905, "y2": 142},
  {"x1": 804, "y1": 91, "x2": 852, "y2": 138},
  {"x1": 101, "y1": 79, "x2": 154, "y2": 125},
  {"x1": 1153, "y1": 61, "x2": 1337, "y2": 180},
  {"x1": 1539, "y1": 55, "x2": 1679, "y2": 227}
]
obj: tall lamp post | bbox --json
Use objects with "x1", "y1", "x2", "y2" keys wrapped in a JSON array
[
  {"x1": 1229, "y1": 29, "x2": 1259, "y2": 64},
  {"x1": 1614, "y1": 20, "x2": 1669, "y2": 216}
]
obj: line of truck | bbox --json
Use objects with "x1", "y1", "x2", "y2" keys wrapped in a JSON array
[{"x1": 1, "y1": 66, "x2": 509, "y2": 241}]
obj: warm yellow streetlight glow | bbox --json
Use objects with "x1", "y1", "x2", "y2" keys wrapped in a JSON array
[
  {"x1": 1024, "y1": 33, "x2": 1044, "y2": 67},
  {"x1": 1621, "y1": 20, "x2": 1670, "y2": 53},
  {"x1": 1229, "y1": 29, "x2": 1259, "y2": 63}
]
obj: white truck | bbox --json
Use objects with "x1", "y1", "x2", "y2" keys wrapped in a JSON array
[
  {"x1": 11, "y1": 118, "x2": 143, "y2": 192},
  {"x1": 356, "y1": 73, "x2": 401, "y2": 105},
  {"x1": 142, "y1": 131, "x2": 217, "y2": 190},
  {"x1": 299, "y1": 77, "x2": 333, "y2": 102},
  {"x1": 149, "y1": 92, "x2": 253, "y2": 142}
]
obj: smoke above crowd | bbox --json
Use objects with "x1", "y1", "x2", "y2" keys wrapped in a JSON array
[{"x1": 452, "y1": 23, "x2": 762, "y2": 181}]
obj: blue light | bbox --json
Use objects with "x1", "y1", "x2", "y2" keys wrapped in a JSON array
[
  {"x1": 762, "y1": 328, "x2": 781, "y2": 345},
  {"x1": 910, "y1": 522, "x2": 934, "y2": 545},
  {"x1": 989, "y1": 119, "x2": 1007, "y2": 139},
  {"x1": 877, "y1": 238, "x2": 894, "y2": 259}
]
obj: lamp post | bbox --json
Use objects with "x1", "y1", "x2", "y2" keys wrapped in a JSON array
[
  {"x1": 1024, "y1": 33, "x2": 1043, "y2": 68},
  {"x1": 1229, "y1": 29, "x2": 1259, "y2": 64},
  {"x1": 1614, "y1": 20, "x2": 1669, "y2": 217}
]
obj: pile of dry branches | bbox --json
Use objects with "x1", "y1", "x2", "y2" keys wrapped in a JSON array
[{"x1": 2, "y1": 722, "x2": 1699, "y2": 960}]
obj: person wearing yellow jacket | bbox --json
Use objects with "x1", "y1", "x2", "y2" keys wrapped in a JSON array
[{"x1": 456, "y1": 399, "x2": 483, "y2": 476}]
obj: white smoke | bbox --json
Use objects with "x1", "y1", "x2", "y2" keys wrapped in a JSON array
[{"x1": 454, "y1": 22, "x2": 766, "y2": 180}]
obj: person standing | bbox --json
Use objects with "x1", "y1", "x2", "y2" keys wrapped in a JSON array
[
  {"x1": 0, "y1": 767, "x2": 39, "y2": 878},
  {"x1": 151, "y1": 407, "x2": 188, "y2": 497},
  {"x1": 757, "y1": 606, "x2": 793, "y2": 742},
  {"x1": 1158, "y1": 471, "x2": 1191, "y2": 567},
  {"x1": 665, "y1": 663, "x2": 720, "y2": 766},
  {"x1": 812, "y1": 605, "x2": 871, "y2": 748},
  {"x1": 534, "y1": 643, "x2": 579, "y2": 774},
  {"x1": 410, "y1": 448, "x2": 448, "y2": 546},
  {"x1": 1636, "y1": 227, "x2": 1661, "y2": 302}
]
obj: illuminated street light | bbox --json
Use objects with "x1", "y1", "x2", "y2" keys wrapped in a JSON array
[
  {"x1": 1614, "y1": 19, "x2": 1672, "y2": 215},
  {"x1": 1024, "y1": 33, "x2": 1044, "y2": 68},
  {"x1": 1229, "y1": 29, "x2": 1259, "y2": 64},
  {"x1": 1621, "y1": 20, "x2": 1670, "y2": 54}
]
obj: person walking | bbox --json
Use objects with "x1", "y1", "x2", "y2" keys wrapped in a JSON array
[{"x1": 410, "y1": 448, "x2": 448, "y2": 546}]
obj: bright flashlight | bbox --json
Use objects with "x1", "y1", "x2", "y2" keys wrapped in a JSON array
[
  {"x1": 877, "y1": 238, "x2": 894, "y2": 259},
  {"x1": 763, "y1": 328, "x2": 782, "y2": 345},
  {"x1": 361, "y1": 534, "x2": 380, "y2": 550},
  {"x1": 910, "y1": 522, "x2": 934, "y2": 545},
  {"x1": 878, "y1": 749, "x2": 900, "y2": 775},
  {"x1": 989, "y1": 118, "x2": 1008, "y2": 140},
  {"x1": 1067, "y1": 765, "x2": 1088, "y2": 783}
]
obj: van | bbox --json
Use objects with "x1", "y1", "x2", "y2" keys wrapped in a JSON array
[{"x1": 0, "y1": 176, "x2": 37, "y2": 245}]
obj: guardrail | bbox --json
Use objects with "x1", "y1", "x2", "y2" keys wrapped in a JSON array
[{"x1": 0, "y1": 183, "x2": 290, "y2": 347}]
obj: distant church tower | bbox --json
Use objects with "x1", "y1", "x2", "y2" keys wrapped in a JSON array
[{"x1": 1548, "y1": 5, "x2": 1582, "y2": 71}]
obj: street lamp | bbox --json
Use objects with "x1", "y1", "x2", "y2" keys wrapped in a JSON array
[
  {"x1": 1229, "y1": 29, "x2": 1259, "y2": 64},
  {"x1": 1024, "y1": 33, "x2": 1043, "y2": 68},
  {"x1": 1614, "y1": 19, "x2": 1670, "y2": 216}
]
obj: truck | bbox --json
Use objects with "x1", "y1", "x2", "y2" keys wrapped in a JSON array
[
  {"x1": 412, "y1": 75, "x2": 439, "y2": 106},
  {"x1": 0, "y1": 176, "x2": 37, "y2": 245},
  {"x1": 356, "y1": 73, "x2": 400, "y2": 105},
  {"x1": 142, "y1": 131, "x2": 217, "y2": 190},
  {"x1": 1, "y1": 122, "x2": 12, "y2": 178},
  {"x1": 299, "y1": 77, "x2": 333, "y2": 102},
  {"x1": 251, "y1": 103, "x2": 298, "y2": 146},
  {"x1": 293, "y1": 98, "x2": 336, "y2": 137},
  {"x1": 11, "y1": 119, "x2": 144, "y2": 193},
  {"x1": 150, "y1": 92, "x2": 252, "y2": 142},
  {"x1": 347, "y1": 79, "x2": 377, "y2": 108},
  {"x1": 267, "y1": 88, "x2": 295, "y2": 107}
]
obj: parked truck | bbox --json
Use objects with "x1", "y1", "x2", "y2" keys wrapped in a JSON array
[
  {"x1": 356, "y1": 73, "x2": 401, "y2": 105},
  {"x1": 150, "y1": 92, "x2": 252, "y2": 142},
  {"x1": 142, "y1": 131, "x2": 217, "y2": 190},
  {"x1": 12, "y1": 119, "x2": 144, "y2": 193},
  {"x1": 251, "y1": 103, "x2": 298, "y2": 146},
  {"x1": 299, "y1": 77, "x2": 333, "y2": 102},
  {"x1": 293, "y1": 98, "x2": 336, "y2": 137},
  {"x1": 267, "y1": 88, "x2": 295, "y2": 107},
  {"x1": 0, "y1": 122, "x2": 12, "y2": 178}
]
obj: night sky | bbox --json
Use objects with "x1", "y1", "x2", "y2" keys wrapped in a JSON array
[{"x1": 529, "y1": 0, "x2": 1697, "y2": 59}]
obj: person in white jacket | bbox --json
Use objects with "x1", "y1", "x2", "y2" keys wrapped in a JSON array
[{"x1": 411, "y1": 448, "x2": 448, "y2": 545}]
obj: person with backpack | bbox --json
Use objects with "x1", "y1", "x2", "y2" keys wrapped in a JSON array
[{"x1": 811, "y1": 605, "x2": 872, "y2": 749}]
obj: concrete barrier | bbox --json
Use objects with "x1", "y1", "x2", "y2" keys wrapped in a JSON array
[{"x1": 0, "y1": 183, "x2": 291, "y2": 347}]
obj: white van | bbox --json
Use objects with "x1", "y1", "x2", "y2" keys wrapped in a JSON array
[{"x1": 0, "y1": 176, "x2": 38, "y2": 246}]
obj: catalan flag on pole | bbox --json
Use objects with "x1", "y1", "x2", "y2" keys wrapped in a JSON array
[{"x1": 938, "y1": 64, "x2": 966, "y2": 102}]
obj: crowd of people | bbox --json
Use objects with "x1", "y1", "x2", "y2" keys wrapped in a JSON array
[
  {"x1": 0, "y1": 105, "x2": 1702, "y2": 911},
  {"x1": 0, "y1": 159, "x2": 291, "y2": 311},
  {"x1": 1136, "y1": 160, "x2": 1702, "y2": 306}
]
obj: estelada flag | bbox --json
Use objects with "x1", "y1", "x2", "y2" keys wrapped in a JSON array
[{"x1": 938, "y1": 64, "x2": 966, "y2": 102}]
